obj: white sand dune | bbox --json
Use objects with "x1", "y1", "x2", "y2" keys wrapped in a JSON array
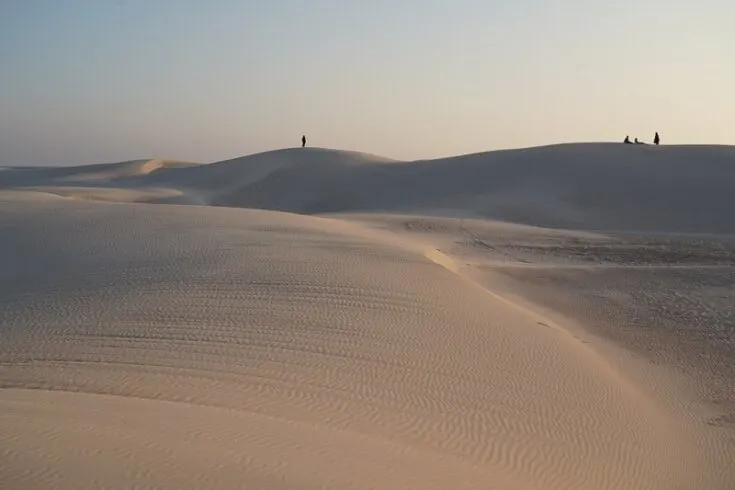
[
  {"x1": 1, "y1": 143, "x2": 734, "y2": 489},
  {"x1": 20, "y1": 186, "x2": 194, "y2": 204},
  {"x1": 206, "y1": 143, "x2": 735, "y2": 234},
  {"x1": 51, "y1": 158, "x2": 200, "y2": 183},
  {"x1": 5, "y1": 143, "x2": 734, "y2": 233},
  {"x1": 0, "y1": 158, "x2": 199, "y2": 190}
]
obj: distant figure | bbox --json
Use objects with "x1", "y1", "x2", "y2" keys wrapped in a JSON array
[
  {"x1": 654, "y1": 132, "x2": 660, "y2": 145},
  {"x1": 634, "y1": 137, "x2": 644, "y2": 145},
  {"x1": 301, "y1": 135, "x2": 307, "y2": 148},
  {"x1": 624, "y1": 135, "x2": 632, "y2": 144}
]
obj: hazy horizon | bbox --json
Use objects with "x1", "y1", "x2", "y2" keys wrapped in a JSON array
[{"x1": 2, "y1": 0, "x2": 733, "y2": 166}]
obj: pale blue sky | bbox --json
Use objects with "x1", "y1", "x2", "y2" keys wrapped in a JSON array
[{"x1": 1, "y1": 0, "x2": 733, "y2": 166}]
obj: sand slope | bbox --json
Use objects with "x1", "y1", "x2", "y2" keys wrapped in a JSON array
[
  {"x1": 2, "y1": 144, "x2": 734, "y2": 489},
  {"x1": 2, "y1": 200, "x2": 726, "y2": 489},
  {"x1": 0, "y1": 202, "x2": 724, "y2": 489}
]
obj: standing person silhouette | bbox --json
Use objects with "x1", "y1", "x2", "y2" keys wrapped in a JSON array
[
  {"x1": 301, "y1": 135, "x2": 306, "y2": 148},
  {"x1": 654, "y1": 132, "x2": 660, "y2": 145}
]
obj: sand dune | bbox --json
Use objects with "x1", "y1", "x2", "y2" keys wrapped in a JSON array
[
  {"x1": 0, "y1": 200, "x2": 726, "y2": 490},
  {"x1": 207, "y1": 144, "x2": 735, "y2": 233},
  {"x1": 4, "y1": 143, "x2": 734, "y2": 233},
  {"x1": 0, "y1": 158, "x2": 199, "y2": 188},
  {"x1": 1, "y1": 143, "x2": 734, "y2": 489},
  {"x1": 52, "y1": 158, "x2": 200, "y2": 183},
  {"x1": 134, "y1": 148, "x2": 399, "y2": 204}
]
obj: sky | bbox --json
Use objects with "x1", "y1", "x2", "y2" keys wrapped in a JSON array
[{"x1": 1, "y1": 0, "x2": 733, "y2": 166}]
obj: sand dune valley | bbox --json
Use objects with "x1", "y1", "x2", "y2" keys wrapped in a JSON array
[{"x1": 2, "y1": 143, "x2": 735, "y2": 490}]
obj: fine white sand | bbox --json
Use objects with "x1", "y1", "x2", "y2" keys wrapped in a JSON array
[{"x1": 1, "y1": 144, "x2": 734, "y2": 489}]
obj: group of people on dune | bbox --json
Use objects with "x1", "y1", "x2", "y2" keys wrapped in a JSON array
[{"x1": 624, "y1": 132, "x2": 660, "y2": 145}]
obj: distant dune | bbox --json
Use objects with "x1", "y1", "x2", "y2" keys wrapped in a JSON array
[
  {"x1": 0, "y1": 158, "x2": 199, "y2": 187},
  {"x1": 1, "y1": 143, "x2": 734, "y2": 489},
  {"x1": 2, "y1": 143, "x2": 734, "y2": 233}
]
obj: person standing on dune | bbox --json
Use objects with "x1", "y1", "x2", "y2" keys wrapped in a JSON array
[
  {"x1": 654, "y1": 132, "x2": 660, "y2": 145},
  {"x1": 301, "y1": 135, "x2": 307, "y2": 148}
]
